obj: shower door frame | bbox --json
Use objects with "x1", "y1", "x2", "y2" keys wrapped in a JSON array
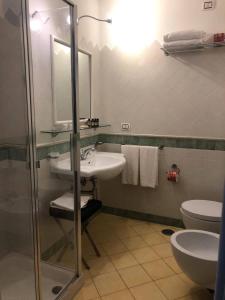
[{"x1": 21, "y1": 0, "x2": 82, "y2": 299}]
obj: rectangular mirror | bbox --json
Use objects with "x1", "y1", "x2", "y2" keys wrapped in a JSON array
[
  {"x1": 51, "y1": 39, "x2": 91, "y2": 125},
  {"x1": 78, "y1": 50, "x2": 91, "y2": 119},
  {"x1": 51, "y1": 36, "x2": 72, "y2": 125}
]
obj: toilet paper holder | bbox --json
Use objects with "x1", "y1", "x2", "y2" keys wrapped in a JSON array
[{"x1": 167, "y1": 164, "x2": 180, "y2": 182}]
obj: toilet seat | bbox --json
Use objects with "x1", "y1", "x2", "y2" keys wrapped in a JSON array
[{"x1": 181, "y1": 200, "x2": 222, "y2": 222}]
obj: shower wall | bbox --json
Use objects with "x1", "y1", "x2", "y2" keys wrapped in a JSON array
[
  {"x1": 0, "y1": 1, "x2": 37, "y2": 299},
  {"x1": 0, "y1": 0, "x2": 35, "y2": 257}
]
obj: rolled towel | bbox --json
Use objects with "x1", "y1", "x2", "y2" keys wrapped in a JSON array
[
  {"x1": 140, "y1": 146, "x2": 158, "y2": 188},
  {"x1": 121, "y1": 145, "x2": 139, "y2": 186},
  {"x1": 50, "y1": 193, "x2": 92, "y2": 211},
  {"x1": 164, "y1": 30, "x2": 206, "y2": 43},
  {"x1": 163, "y1": 39, "x2": 203, "y2": 51}
]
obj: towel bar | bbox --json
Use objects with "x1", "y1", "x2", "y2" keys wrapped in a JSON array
[{"x1": 121, "y1": 144, "x2": 164, "y2": 150}]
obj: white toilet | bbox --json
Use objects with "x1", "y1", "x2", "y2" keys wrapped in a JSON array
[
  {"x1": 171, "y1": 199, "x2": 222, "y2": 289},
  {"x1": 180, "y1": 200, "x2": 222, "y2": 233},
  {"x1": 171, "y1": 230, "x2": 219, "y2": 289}
]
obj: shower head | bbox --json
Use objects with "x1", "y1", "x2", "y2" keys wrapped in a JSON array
[{"x1": 77, "y1": 15, "x2": 112, "y2": 25}]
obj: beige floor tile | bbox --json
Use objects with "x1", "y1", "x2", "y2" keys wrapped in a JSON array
[
  {"x1": 74, "y1": 279, "x2": 99, "y2": 300},
  {"x1": 132, "y1": 223, "x2": 155, "y2": 235},
  {"x1": 102, "y1": 240, "x2": 128, "y2": 255},
  {"x1": 83, "y1": 242, "x2": 107, "y2": 259},
  {"x1": 130, "y1": 282, "x2": 167, "y2": 300},
  {"x1": 96, "y1": 213, "x2": 122, "y2": 224},
  {"x1": 110, "y1": 252, "x2": 138, "y2": 270},
  {"x1": 116, "y1": 226, "x2": 138, "y2": 239},
  {"x1": 152, "y1": 243, "x2": 173, "y2": 258},
  {"x1": 124, "y1": 218, "x2": 149, "y2": 226},
  {"x1": 131, "y1": 247, "x2": 160, "y2": 264},
  {"x1": 90, "y1": 230, "x2": 119, "y2": 244},
  {"x1": 151, "y1": 223, "x2": 169, "y2": 232},
  {"x1": 142, "y1": 233, "x2": 167, "y2": 246},
  {"x1": 178, "y1": 274, "x2": 202, "y2": 293},
  {"x1": 118, "y1": 265, "x2": 151, "y2": 288},
  {"x1": 87, "y1": 257, "x2": 115, "y2": 277},
  {"x1": 178, "y1": 289, "x2": 214, "y2": 300},
  {"x1": 151, "y1": 224, "x2": 182, "y2": 233},
  {"x1": 155, "y1": 274, "x2": 195, "y2": 299},
  {"x1": 122, "y1": 236, "x2": 148, "y2": 250},
  {"x1": 101, "y1": 289, "x2": 134, "y2": 300},
  {"x1": 164, "y1": 257, "x2": 182, "y2": 274},
  {"x1": 93, "y1": 271, "x2": 126, "y2": 296},
  {"x1": 142, "y1": 259, "x2": 174, "y2": 280}
]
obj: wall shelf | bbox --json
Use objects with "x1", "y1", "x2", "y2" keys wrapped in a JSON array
[
  {"x1": 41, "y1": 124, "x2": 111, "y2": 137},
  {"x1": 161, "y1": 41, "x2": 225, "y2": 56},
  {"x1": 80, "y1": 124, "x2": 111, "y2": 131}
]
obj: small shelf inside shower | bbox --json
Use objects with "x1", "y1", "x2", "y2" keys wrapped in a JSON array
[
  {"x1": 41, "y1": 129, "x2": 72, "y2": 137},
  {"x1": 161, "y1": 41, "x2": 225, "y2": 56}
]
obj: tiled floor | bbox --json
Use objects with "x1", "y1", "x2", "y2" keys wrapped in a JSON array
[{"x1": 60, "y1": 213, "x2": 214, "y2": 300}]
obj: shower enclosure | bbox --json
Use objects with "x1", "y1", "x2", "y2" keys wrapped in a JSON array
[{"x1": 0, "y1": 0, "x2": 81, "y2": 299}]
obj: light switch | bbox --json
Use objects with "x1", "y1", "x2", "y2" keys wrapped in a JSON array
[
  {"x1": 121, "y1": 123, "x2": 131, "y2": 131},
  {"x1": 203, "y1": 0, "x2": 215, "y2": 10}
]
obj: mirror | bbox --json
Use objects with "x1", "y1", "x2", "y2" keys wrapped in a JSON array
[
  {"x1": 51, "y1": 38, "x2": 91, "y2": 125},
  {"x1": 51, "y1": 36, "x2": 72, "y2": 125},
  {"x1": 78, "y1": 50, "x2": 91, "y2": 119}
]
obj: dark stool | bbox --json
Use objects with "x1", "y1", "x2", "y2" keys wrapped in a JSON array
[{"x1": 49, "y1": 199, "x2": 102, "y2": 269}]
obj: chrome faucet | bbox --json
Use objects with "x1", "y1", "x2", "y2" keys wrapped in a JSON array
[{"x1": 81, "y1": 147, "x2": 95, "y2": 160}]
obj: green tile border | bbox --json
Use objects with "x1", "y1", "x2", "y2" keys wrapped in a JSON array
[
  {"x1": 102, "y1": 205, "x2": 184, "y2": 228},
  {"x1": 80, "y1": 135, "x2": 99, "y2": 148},
  {"x1": 2, "y1": 133, "x2": 225, "y2": 162},
  {"x1": 37, "y1": 142, "x2": 70, "y2": 160},
  {"x1": 37, "y1": 135, "x2": 99, "y2": 160},
  {"x1": 8, "y1": 147, "x2": 27, "y2": 161},
  {"x1": 0, "y1": 147, "x2": 9, "y2": 161},
  {"x1": 98, "y1": 134, "x2": 225, "y2": 151}
]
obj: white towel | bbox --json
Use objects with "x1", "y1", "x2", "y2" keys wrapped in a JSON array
[
  {"x1": 163, "y1": 39, "x2": 203, "y2": 51},
  {"x1": 163, "y1": 30, "x2": 206, "y2": 43},
  {"x1": 140, "y1": 146, "x2": 158, "y2": 188},
  {"x1": 50, "y1": 193, "x2": 92, "y2": 211},
  {"x1": 121, "y1": 145, "x2": 139, "y2": 185}
]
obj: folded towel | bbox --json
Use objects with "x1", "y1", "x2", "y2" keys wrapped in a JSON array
[
  {"x1": 50, "y1": 193, "x2": 92, "y2": 211},
  {"x1": 164, "y1": 30, "x2": 206, "y2": 43},
  {"x1": 163, "y1": 39, "x2": 203, "y2": 51},
  {"x1": 140, "y1": 146, "x2": 158, "y2": 188},
  {"x1": 121, "y1": 145, "x2": 139, "y2": 185}
]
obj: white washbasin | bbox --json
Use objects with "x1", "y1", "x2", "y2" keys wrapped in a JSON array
[{"x1": 50, "y1": 151, "x2": 126, "y2": 180}]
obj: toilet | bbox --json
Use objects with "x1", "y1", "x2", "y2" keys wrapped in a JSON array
[
  {"x1": 180, "y1": 200, "x2": 222, "y2": 233},
  {"x1": 171, "y1": 199, "x2": 222, "y2": 289},
  {"x1": 171, "y1": 230, "x2": 219, "y2": 289}
]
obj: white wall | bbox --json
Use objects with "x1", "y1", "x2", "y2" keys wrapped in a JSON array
[
  {"x1": 99, "y1": 144, "x2": 225, "y2": 219},
  {"x1": 96, "y1": 0, "x2": 225, "y2": 219},
  {"x1": 97, "y1": 0, "x2": 225, "y2": 138}
]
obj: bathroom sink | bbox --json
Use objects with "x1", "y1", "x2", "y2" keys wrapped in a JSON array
[{"x1": 51, "y1": 152, "x2": 126, "y2": 180}]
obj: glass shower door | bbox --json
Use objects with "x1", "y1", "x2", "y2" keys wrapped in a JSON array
[
  {"x1": 0, "y1": 0, "x2": 37, "y2": 299},
  {"x1": 29, "y1": 0, "x2": 81, "y2": 299}
]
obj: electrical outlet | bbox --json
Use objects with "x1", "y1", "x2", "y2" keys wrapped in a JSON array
[
  {"x1": 203, "y1": 0, "x2": 215, "y2": 10},
  {"x1": 121, "y1": 123, "x2": 131, "y2": 131}
]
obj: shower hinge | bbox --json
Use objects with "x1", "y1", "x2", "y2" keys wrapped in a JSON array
[{"x1": 26, "y1": 161, "x2": 40, "y2": 169}]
